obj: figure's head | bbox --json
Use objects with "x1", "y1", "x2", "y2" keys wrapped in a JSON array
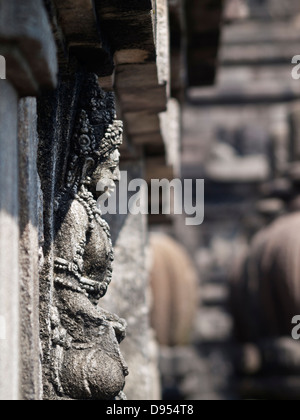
[
  {"x1": 65, "y1": 74, "x2": 123, "y2": 197},
  {"x1": 91, "y1": 149, "x2": 121, "y2": 198}
]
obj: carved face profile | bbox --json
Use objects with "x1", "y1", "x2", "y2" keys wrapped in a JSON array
[{"x1": 92, "y1": 149, "x2": 121, "y2": 200}]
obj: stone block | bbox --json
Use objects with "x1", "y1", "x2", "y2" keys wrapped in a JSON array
[
  {"x1": 18, "y1": 98, "x2": 43, "y2": 400},
  {"x1": 0, "y1": 81, "x2": 19, "y2": 400},
  {"x1": 0, "y1": 0, "x2": 57, "y2": 96}
]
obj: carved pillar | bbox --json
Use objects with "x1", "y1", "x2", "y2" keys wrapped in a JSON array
[
  {"x1": 38, "y1": 75, "x2": 80, "y2": 400},
  {"x1": 0, "y1": 81, "x2": 19, "y2": 401},
  {"x1": 18, "y1": 98, "x2": 44, "y2": 400},
  {"x1": 38, "y1": 73, "x2": 128, "y2": 400},
  {"x1": 0, "y1": 0, "x2": 57, "y2": 400}
]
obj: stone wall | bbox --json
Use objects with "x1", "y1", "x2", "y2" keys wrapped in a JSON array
[
  {"x1": 0, "y1": 0, "x2": 224, "y2": 401},
  {"x1": 0, "y1": 0, "x2": 224, "y2": 400},
  {"x1": 171, "y1": 0, "x2": 300, "y2": 400},
  {"x1": 0, "y1": 0, "x2": 57, "y2": 400}
]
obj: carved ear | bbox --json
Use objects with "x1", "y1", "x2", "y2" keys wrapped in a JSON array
[{"x1": 81, "y1": 157, "x2": 95, "y2": 181}]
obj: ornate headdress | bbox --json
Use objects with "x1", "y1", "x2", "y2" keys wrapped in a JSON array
[
  {"x1": 74, "y1": 110, "x2": 123, "y2": 160},
  {"x1": 57, "y1": 74, "x2": 123, "y2": 202},
  {"x1": 72, "y1": 74, "x2": 123, "y2": 160}
]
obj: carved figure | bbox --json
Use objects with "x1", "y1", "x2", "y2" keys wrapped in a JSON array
[
  {"x1": 51, "y1": 74, "x2": 128, "y2": 400},
  {"x1": 231, "y1": 213, "x2": 300, "y2": 343},
  {"x1": 231, "y1": 213, "x2": 300, "y2": 380},
  {"x1": 150, "y1": 234, "x2": 198, "y2": 347}
]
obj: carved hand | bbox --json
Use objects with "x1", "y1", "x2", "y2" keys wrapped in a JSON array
[{"x1": 98, "y1": 307, "x2": 127, "y2": 342}]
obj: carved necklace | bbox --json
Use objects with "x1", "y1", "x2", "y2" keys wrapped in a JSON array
[
  {"x1": 75, "y1": 185, "x2": 114, "y2": 299},
  {"x1": 54, "y1": 184, "x2": 114, "y2": 302},
  {"x1": 75, "y1": 185, "x2": 112, "y2": 239}
]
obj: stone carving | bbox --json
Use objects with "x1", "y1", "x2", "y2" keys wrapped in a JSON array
[
  {"x1": 231, "y1": 212, "x2": 300, "y2": 375},
  {"x1": 150, "y1": 234, "x2": 198, "y2": 347},
  {"x1": 51, "y1": 74, "x2": 128, "y2": 400}
]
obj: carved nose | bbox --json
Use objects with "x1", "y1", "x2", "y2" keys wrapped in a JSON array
[
  {"x1": 123, "y1": 366, "x2": 129, "y2": 377},
  {"x1": 114, "y1": 169, "x2": 121, "y2": 182}
]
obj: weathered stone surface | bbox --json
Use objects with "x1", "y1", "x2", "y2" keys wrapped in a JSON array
[
  {"x1": 221, "y1": 8, "x2": 300, "y2": 67},
  {"x1": 159, "y1": 98, "x2": 181, "y2": 176},
  {"x1": 0, "y1": 81, "x2": 19, "y2": 400},
  {"x1": 145, "y1": 157, "x2": 174, "y2": 183},
  {"x1": 221, "y1": 41, "x2": 300, "y2": 66},
  {"x1": 132, "y1": 99, "x2": 177, "y2": 183},
  {"x1": 223, "y1": 21, "x2": 300, "y2": 45},
  {"x1": 0, "y1": 0, "x2": 57, "y2": 95},
  {"x1": 156, "y1": 0, "x2": 170, "y2": 92},
  {"x1": 53, "y1": 0, "x2": 100, "y2": 47},
  {"x1": 246, "y1": 0, "x2": 300, "y2": 20},
  {"x1": 259, "y1": 338, "x2": 300, "y2": 375},
  {"x1": 188, "y1": 78, "x2": 300, "y2": 105},
  {"x1": 38, "y1": 76, "x2": 78, "y2": 400},
  {"x1": 224, "y1": 0, "x2": 249, "y2": 21},
  {"x1": 38, "y1": 73, "x2": 128, "y2": 400},
  {"x1": 185, "y1": 0, "x2": 223, "y2": 86},
  {"x1": 238, "y1": 338, "x2": 300, "y2": 400},
  {"x1": 116, "y1": 81, "x2": 167, "y2": 114},
  {"x1": 160, "y1": 345, "x2": 235, "y2": 400},
  {"x1": 0, "y1": 0, "x2": 212, "y2": 402},
  {"x1": 240, "y1": 375, "x2": 300, "y2": 401},
  {"x1": 256, "y1": 198, "x2": 285, "y2": 217},
  {"x1": 101, "y1": 161, "x2": 160, "y2": 400},
  {"x1": 205, "y1": 143, "x2": 270, "y2": 183},
  {"x1": 231, "y1": 212, "x2": 300, "y2": 343},
  {"x1": 18, "y1": 98, "x2": 43, "y2": 401},
  {"x1": 93, "y1": 0, "x2": 170, "y2": 157},
  {"x1": 52, "y1": 0, "x2": 114, "y2": 77},
  {"x1": 149, "y1": 234, "x2": 198, "y2": 347},
  {"x1": 168, "y1": 0, "x2": 187, "y2": 101},
  {"x1": 94, "y1": 0, "x2": 155, "y2": 58}
]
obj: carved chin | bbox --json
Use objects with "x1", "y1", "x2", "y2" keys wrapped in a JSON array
[{"x1": 60, "y1": 348, "x2": 126, "y2": 400}]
